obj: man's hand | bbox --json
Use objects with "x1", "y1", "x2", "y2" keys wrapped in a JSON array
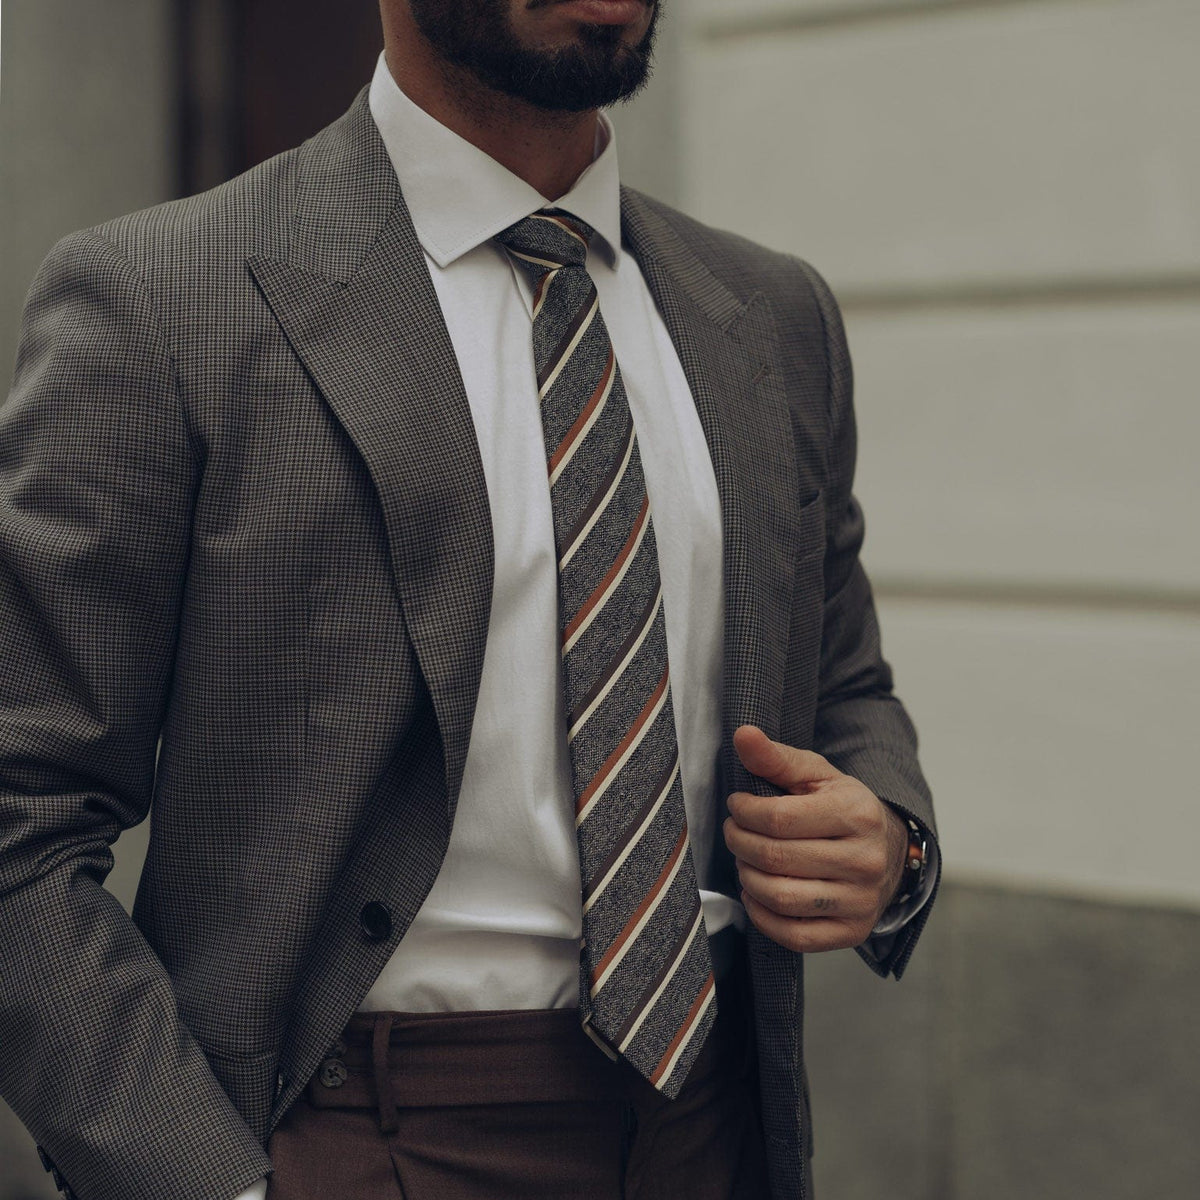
[{"x1": 722, "y1": 725, "x2": 909, "y2": 953}]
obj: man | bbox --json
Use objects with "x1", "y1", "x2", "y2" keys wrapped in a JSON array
[{"x1": 0, "y1": 1, "x2": 938, "y2": 1198}]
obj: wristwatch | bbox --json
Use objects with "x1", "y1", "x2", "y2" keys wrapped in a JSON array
[{"x1": 892, "y1": 817, "x2": 928, "y2": 907}]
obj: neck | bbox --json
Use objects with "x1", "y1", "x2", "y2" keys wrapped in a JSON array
[{"x1": 382, "y1": 25, "x2": 598, "y2": 201}]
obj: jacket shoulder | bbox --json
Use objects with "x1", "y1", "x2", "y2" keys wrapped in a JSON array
[
  {"x1": 84, "y1": 145, "x2": 301, "y2": 277},
  {"x1": 622, "y1": 188, "x2": 844, "y2": 364},
  {"x1": 624, "y1": 189, "x2": 832, "y2": 308}
]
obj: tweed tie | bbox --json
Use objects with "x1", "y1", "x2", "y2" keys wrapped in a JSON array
[{"x1": 495, "y1": 210, "x2": 716, "y2": 1098}]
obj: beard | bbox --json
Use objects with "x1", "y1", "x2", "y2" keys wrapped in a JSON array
[{"x1": 406, "y1": 0, "x2": 661, "y2": 112}]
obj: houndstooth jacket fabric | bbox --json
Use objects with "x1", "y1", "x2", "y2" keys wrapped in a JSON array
[{"x1": 0, "y1": 90, "x2": 938, "y2": 1200}]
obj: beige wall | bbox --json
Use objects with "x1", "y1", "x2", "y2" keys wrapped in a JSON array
[
  {"x1": 648, "y1": 0, "x2": 1200, "y2": 909},
  {"x1": 1, "y1": 0, "x2": 175, "y2": 384}
]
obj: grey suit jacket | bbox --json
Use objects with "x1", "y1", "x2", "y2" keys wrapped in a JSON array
[{"x1": 0, "y1": 91, "x2": 938, "y2": 1200}]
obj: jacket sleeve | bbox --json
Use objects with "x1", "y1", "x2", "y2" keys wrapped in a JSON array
[
  {"x1": 797, "y1": 259, "x2": 941, "y2": 980},
  {"x1": 0, "y1": 232, "x2": 272, "y2": 1200}
]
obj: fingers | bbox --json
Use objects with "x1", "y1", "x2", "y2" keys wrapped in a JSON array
[
  {"x1": 723, "y1": 815, "x2": 891, "y2": 886},
  {"x1": 732, "y1": 725, "x2": 840, "y2": 793},
  {"x1": 740, "y1": 890, "x2": 865, "y2": 954},
  {"x1": 726, "y1": 789, "x2": 861, "y2": 840},
  {"x1": 735, "y1": 861, "x2": 874, "y2": 922}
]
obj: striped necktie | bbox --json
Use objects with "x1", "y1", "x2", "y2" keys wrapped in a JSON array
[{"x1": 495, "y1": 209, "x2": 716, "y2": 1098}]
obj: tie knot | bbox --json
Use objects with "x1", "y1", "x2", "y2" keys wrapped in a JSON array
[{"x1": 495, "y1": 209, "x2": 594, "y2": 275}]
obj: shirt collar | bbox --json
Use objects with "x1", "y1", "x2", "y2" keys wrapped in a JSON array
[{"x1": 367, "y1": 53, "x2": 623, "y2": 271}]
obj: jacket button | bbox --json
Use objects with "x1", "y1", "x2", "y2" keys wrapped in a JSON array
[
  {"x1": 359, "y1": 901, "x2": 392, "y2": 941},
  {"x1": 318, "y1": 1058, "x2": 348, "y2": 1089}
]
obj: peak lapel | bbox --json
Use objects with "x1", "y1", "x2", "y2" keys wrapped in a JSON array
[
  {"x1": 248, "y1": 94, "x2": 491, "y2": 821},
  {"x1": 620, "y1": 190, "x2": 800, "y2": 794},
  {"x1": 623, "y1": 194, "x2": 813, "y2": 1191}
]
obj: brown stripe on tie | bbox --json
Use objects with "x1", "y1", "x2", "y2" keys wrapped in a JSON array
[
  {"x1": 611, "y1": 891, "x2": 702, "y2": 1046},
  {"x1": 649, "y1": 970, "x2": 716, "y2": 1088},
  {"x1": 566, "y1": 579, "x2": 658, "y2": 732},
  {"x1": 540, "y1": 212, "x2": 591, "y2": 244},
  {"x1": 562, "y1": 492, "x2": 649, "y2": 647},
  {"x1": 537, "y1": 292, "x2": 597, "y2": 393},
  {"x1": 555, "y1": 411, "x2": 634, "y2": 564},
  {"x1": 590, "y1": 826, "x2": 688, "y2": 986},
  {"x1": 549, "y1": 349, "x2": 615, "y2": 477},
  {"x1": 574, "y1": 664, "x2": 669, "y2": 817},
  {"x1": 581, "y1": 751, "x2": 679, "y2": 906}
]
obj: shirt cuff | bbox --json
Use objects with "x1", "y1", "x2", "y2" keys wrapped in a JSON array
[
  {"x1": 871, "y1": 833, "x2": 940, "y2": 937},
  {"x1": 231, "y1": 1180, "x2": 269, "y2": 1200}
]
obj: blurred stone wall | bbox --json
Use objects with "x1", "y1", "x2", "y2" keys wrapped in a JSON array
[
  {"x1": 658, "y1": 1, "x2": 1200, "y2": 1195},
  {"x1": 0, "y1": 0, "x2": 175, "y2": 390}
]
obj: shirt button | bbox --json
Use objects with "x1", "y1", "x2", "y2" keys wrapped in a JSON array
[
  {"x1": 359, "y1": 901, "x2": 392, "y2": 942},
  {"x1": 319, "y1": 1058, "x2": 348, "y2": 1088}
]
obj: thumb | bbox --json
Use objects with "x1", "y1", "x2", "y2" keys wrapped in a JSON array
[{"x1": 732, "y1": 725, "x2": 839, "y2": 793}]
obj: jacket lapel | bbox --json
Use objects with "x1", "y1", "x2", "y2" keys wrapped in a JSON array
[
  {"x1": 245, "y1": 109, "x2": 799, "y2": 822},
  {"x1": 247, "y1": 96, "x2": 491, "y2": 823},
  {"x1": 620, "y1": 190, "x2": 799, "y2": 795},
  {"x1": 622, "y1": 190, "x2": 811, "y2": 1194}
]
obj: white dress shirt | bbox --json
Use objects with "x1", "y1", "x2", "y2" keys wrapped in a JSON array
[
  {"x1": 358, "y1": 53, "x2": 738, "y2": 1015},
  {"x1": 230, "y1": 51, "x2": 932, "y2": 1200}
]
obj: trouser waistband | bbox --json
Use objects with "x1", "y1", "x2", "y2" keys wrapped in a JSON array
[{"x1": 306, "y1": 932, "x2": 752, "y2": 1129}]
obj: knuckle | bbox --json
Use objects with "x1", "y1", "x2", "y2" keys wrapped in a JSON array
[
  {"x1": 763, "y1": 838, "x2": 791, "y2": 875},
  {"x1": 773, "y1": 879, "x2": 805, "y2": 916},
  {"x1": 766, "y1": 806, "x2": 791, "y2": 840},
  {"x1": 850, "y1": 799, "x2": 883, "y2": 837},
  {"x1": 860, "y1": 843, "x2": 889, "y2": 880}
]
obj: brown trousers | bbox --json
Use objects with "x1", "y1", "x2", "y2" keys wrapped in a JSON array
[{"x1": 266, "y1": 967, "x2": 768, "y2": 1199}]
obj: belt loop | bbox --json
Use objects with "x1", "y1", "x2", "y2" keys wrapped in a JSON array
[
  {"x1": 372, "y1": 1012, "x2": 399, "y2": 1134},
  {"x1": 619, "y1": 1101, "x2": 639, "y2": 1196}
]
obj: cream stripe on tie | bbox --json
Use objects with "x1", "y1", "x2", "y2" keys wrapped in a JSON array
[{"x1": 495, "y1": 209, "x2": 715, "y2": 1099}]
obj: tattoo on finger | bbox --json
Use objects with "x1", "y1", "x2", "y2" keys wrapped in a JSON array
[{"x1": 813, "y1": 897, "x2": 836, "y2": 912}]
